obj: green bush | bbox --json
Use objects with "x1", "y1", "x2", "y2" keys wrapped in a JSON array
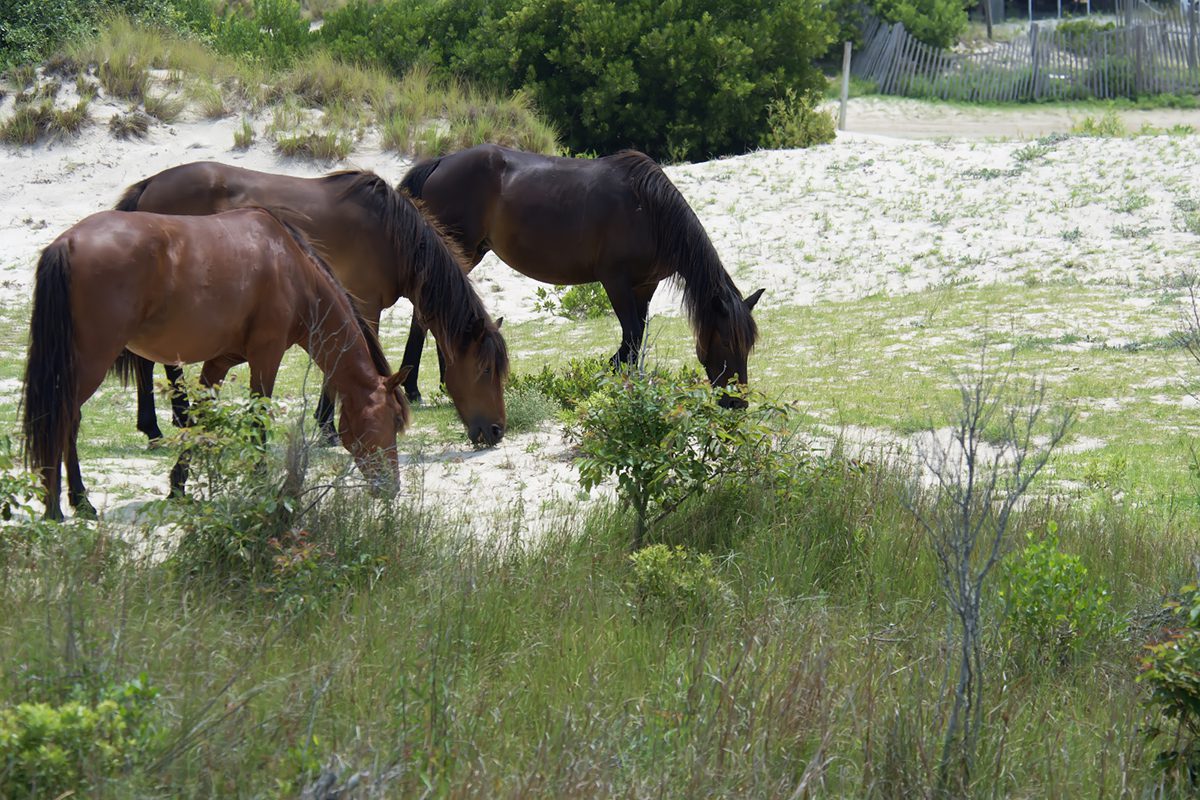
[
  {"x1": 532, "y1": 282, "x2": 611, "y2": 320},
  {"x1": 872, "y1": 0, "x2": 969, "y2": 49},
  {"x1": 506, "y1": 357, "x2": 611, "y2": 411},
  {"x1": 1056, "y1": 18, "x2": 1117, "y2": 56},
  {"x1": 0, "y1": 676, "x2": 159, "y2": 799},
  {"x1": 761, "y1": 87, "x2": 836, "y2": 150},
  {"x1": 496, "y1": 0, "x2": 833, "y2": 161},
  {"x1": 570, "y1": 368, "x2": 790, "y2": 547},
  {"x1": 211, "y1": 0, "x2": 312, "y2": 67},
  {"x1": 503, "y1": 384, "x2": 559, "y2": 434},
  {"x1": 627, "y1": 543, "x2": 727, "y2": 619},
  {"x1": 1140, "y1": 583, "x2": 1200, "y2": 781},
  {"x1": 1000, "y1": 523, "x2": 1122, "y2": 663}
]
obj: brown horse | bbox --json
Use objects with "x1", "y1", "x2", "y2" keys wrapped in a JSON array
[
  {"x1": 115, "y1": 162, "x2": 507, "y2": 446},
  {"x1": 399, "y1": 145, "x2": 764, "y2": 407},
  {"x1": 23, "y1": 207, "x2": 411, "y2": 521}
]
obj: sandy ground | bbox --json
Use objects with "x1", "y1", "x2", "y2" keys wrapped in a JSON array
[{"x1": 3, "y1": 83, "x2": 1199, "y2": 536}]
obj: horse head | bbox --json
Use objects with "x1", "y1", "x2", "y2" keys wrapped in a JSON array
[
  {"x1": 442, "y1": 316, "x2": 508, "y2": 446},
  {"x1": 340, "y1": 366, "x2": 411, "y2": 494},
  {"x1": 696, "y1": 288, "x2": 764, "y2": 409}
]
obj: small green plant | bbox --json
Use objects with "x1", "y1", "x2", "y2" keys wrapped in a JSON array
[
  {"x1": 532, "y1": 283, "x2": 610, "y2": 320},
  {"x1": 760, "y1": 87, "x2": 836, "y2": 151},
  {"x1": 1013, "y1": 142, "x2": 1050, "y2": 163},
  {"x1": 233, "y1": 117, "x2": 255, "y2": 149},
  {"x1": 275, "y1": 129, "x2": 353, "y2": 161},
  {"x1": 0, "y1": 676, "x2": 159, "y2": 800},
  {"x1": 1112, "y1": 191, "x2": 1150, "y2": 214},
  {"x1": 627, "y1": 543, "x2": 727, "y2": 619},
  {"x1": 1001, "y1": 523, "x2": 1122, "y2": 663},
  {"x1": 503, "y1": 384, "x2": 558, "y2": 434},
  {"x1": 74, "y1": 74, "x2": 97, "y2": 102},
  {"x1": 1071, "y1": 110, "x2": 1126, "y2": 138},
  {"x1": 1140, "y1": 583, "x2": 1200, "y2": 782},
  {"x1": 108, "y1": 109, "x2": 151, "y2": 139},
  {"x1": 0, "y1": 99, "x2": 89, "y2": 144},
  {"x1": 570, "y1": 368, "x2": 790, "y2": 547},
  {"x1": 0, "y1": 435, "x2": 40, "y2": 520},
  {"x1": 188, "y1": 80, "x2": 229, "y2": 119},
  {"x1": 506, "y1": 357, "x2": 611, "y2": 411}
]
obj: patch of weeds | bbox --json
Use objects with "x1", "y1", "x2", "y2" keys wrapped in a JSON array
[
  {"x1": 380, "y1": 111, "x2": 412, "y2": 153},
  {"x1": 5, "y1": 63, "x2": 37, "y2": 90},
  {"x1": 275, "y1": 130, "x2": 352, "y2": 161},
  {"x1": 108, "y1": 110, "x2": 151, "y2": 140},
  {"x1": 760, "y1": 87, "x2": 835, "y2": 150},
  {"x1": 1081, "y1": 454, "x2": 1127, "y2": 491},
  {"x1": 1, "y1": 99, "x2": 90, "y2": 144},
  {"x1": 1060, "y1": 227, "x2": 1082, "y2": 243},
  {"x1": 962, "y1": 165, "x2": 1023, "y2": 180},
  {"x1": 1112, "y1": 191, "x2": 1150, "y2": 214},
  {"x1": 1113, "y1": 223, "x2": 1157, "y2": 240},
  {"x1": 1140, "y1": 582, "x2": 1200, "y2": 784},
  {"x1": 1071, "y1": 110, "x2": 1126, "y2": 137},
  {"x1": 98, "y1": 56, "x2": 148, "y2": 100},
  {"x1": 507, "y1": 357, "x2": 611, "y2": 412},
  {"x1": 1013, "y1": 142, "x2": 1050, "y2": 163},
  {"x1": 504, "y1": 385, "x2": 558, "y2": 434},
  {"x1": 627, "y1": 543, "x2": 729, "y2": 621},
  {"x1": 36, "y1": 80, "x2": 61, "y2": 100},
  {"x1": 233, "y1": 118, "x2": 254, "y2": 150},
  {"x1": 74, "y1": 74, "x2": 97, "y2": 102},
  {"x1": 143, "y1": 91, "x2": 184, "y2": 123}
]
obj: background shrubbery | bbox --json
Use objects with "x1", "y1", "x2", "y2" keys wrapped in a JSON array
[{"x1": 2, "y1": 0, "x2": 841, "y2": 161}]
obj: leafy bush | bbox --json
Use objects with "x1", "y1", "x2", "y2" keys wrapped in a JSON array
[
  {"x1": 761, "y1": 87, "x2": 836, "y2": 150},
  {"x1": 1056, "y1": 18, "x2": 1117, "y2": 56},
  {"x1": 1140, "y1": 584, "x2": 1200, "y2": 781},
  {"x1": 211, "y1": 0, "x2": 313, "y2": 67},
  {"x1": 1071, "y1": 110, "x2": 1127, "y2": 137},
  {"x1": 1000, "y1": 523, "x2": 1122, "y2": 663},
  {"x1": 0, "y1": 676, "x2": 159, "y2": 799},
  {"x1": 505, "y1": 357, "x2": 611, "y2": 412},
  {"x1": 627, "y1": 543, "x2": 727, "y2": 619},
  {"x1": 872, "y1": 0, "x2": 969, "y2": 49},
  {"x1": 570, "y1": 368, "x2": 790, "y2": 547},
  {"x1": 496, "y1": 0, "x2": 833, "y2": 161},
  {"x1": 532, "y1": 283, "x2": 611, "y2": 320}
]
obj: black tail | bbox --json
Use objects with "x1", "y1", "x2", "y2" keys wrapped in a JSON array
[
  {"x1": 399, "y1": 157, "x2": 441, "y2": 199},
  {"x1": 115, "y1": 176, "x2": 150, "y2": 212},
  {"x1": 23, "y1": 241, "x2": 76, "y2": 486}
]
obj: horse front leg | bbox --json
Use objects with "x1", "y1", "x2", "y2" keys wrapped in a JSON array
[
  {"x1": 604, "y1": 280, "x2": 655, "y2": 370},
  {"x1": 400, "y1": 317, "x2": 429, "y2": 404}
]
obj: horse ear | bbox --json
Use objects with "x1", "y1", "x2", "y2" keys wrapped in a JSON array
[
  {"x1": 495, "y1": 317, "x2": 504, "y2": 329},
  {"x1": 744, "y1": 288, "x2": 765, "y2": 311},
  {"x1": 386, "y1": 366, "x2": 412, "y2": 392}
]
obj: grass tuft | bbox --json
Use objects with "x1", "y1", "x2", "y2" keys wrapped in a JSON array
[
  {"x1": 233, "y1": 117, "x2": 255, "y2": 150},
  {"x1": 108, "y1": 109, "x2": 151, "y2": 139},
  {"x1": 1, "y1": 99, "x2": 90, "y2": 144},
  {"x1": 275, "y1": 129, "x2": 352, "y2": 161},
  {"x1": 143, "y1": 91, "x2": 184, "y2": 123}
]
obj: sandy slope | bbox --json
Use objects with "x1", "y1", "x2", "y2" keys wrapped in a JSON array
[{"x1": 3, "y1": 88, "x2": 1199, "y2": 535}]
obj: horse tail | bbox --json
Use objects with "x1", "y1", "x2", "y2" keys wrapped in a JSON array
[
  {"x1": 23, "y1": 241, "x2": 76, "y2": 483},
  {"x1": 399, "y1": 157, "x2": 441, "y2": 199},
  {"x1": 616, "y1": 150, "x2": 757, "y2": 353},
  {"x1": 115, "y1": 176, "x2": 151, "y2": 212}
]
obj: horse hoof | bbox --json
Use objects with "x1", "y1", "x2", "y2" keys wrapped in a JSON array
[
  {"x1": 406, "y1": 392, "x2": 423, "y2": 406},
  {"x1": 73, "y1": 498, "x2": 97, "y2": 520},
  {"x1": 318, "y1": 428, "x2": 340, "y2": 447},
  {"x1": 167, "y1": 487, "x2": 186, "y2": 501}
]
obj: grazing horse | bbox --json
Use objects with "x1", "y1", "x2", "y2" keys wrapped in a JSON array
[
  {"x1": 115, "y1": 162, "x2": 508, "y2": 446},
  {"x1": 399, "y1": 144, "x2": 764, "y2": 407},
  {"x1": 23, "y1": 208, "x2": 411, "y2": 521}
]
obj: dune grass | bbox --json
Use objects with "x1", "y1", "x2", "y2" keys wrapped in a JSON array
[{"x1": 0, "y1": 98, "x2": 90, "y2": 144}]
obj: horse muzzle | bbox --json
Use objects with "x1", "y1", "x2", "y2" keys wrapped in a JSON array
[{"x1": 469, "y1": 422, "x2": 505, "y2": 447}]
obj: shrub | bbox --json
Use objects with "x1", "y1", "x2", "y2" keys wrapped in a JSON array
[
  {"x1": 0, "y1": 435, "x2": 40, "y2": 520},
  {"x1": 570, "y1": 368, "x2": 791, "y2": 547},
  {"x1": 1056, "y1": 18, "x2": 1117, "y2": 56},
  {"x1": 233, "y1": 116, "x2": 254, "y2": 149},
  {"x1": 627, "y1": 543, "x2": 727, "y2": 619},
  {"x1": 872, "y1": 0, "x2": 969, "y2": 49},
  {"x1": 1140, "y1": 583, "x2": 1200, "y2": 781},
  {"x1": 212, "y1": 0, "x2": 312, "y2": 67},
  {"x1": 506, "y1": 356, "x2": 611, "y2": 411},
  {"x1": 0, "y1": 676, "x2": 159, "y2": 799},
  {"x1": 496, "y1": 0, "x2": 834, "y2": 162},
  {"x1": 761, "y1": 87, "x2": 836, "y2": 150},
  {"x1": 532, "y1": 282, "x2": 610, "y2": 320},
  {"x1": 1001, "y1": 523, "x2": 1122, "y2": 663}
]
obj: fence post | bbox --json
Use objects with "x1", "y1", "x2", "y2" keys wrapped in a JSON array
[
  {"x1": 1029, "y1": 23, "x2": 1041, "y2": 100},
  {"x1": 1135, "y1": 23, "x2": 1145, "y2": 94},
  {"x1": 839, "y1": 41, "x2": 852, "y2": 130},
  {"x1": 1189, "y1": 0, "x2": 1198, "y2": 72}
]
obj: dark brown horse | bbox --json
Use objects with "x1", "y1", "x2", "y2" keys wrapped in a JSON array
[
  {"x1": 23, "y1": 208, "x2": 411, "y2": 520},
  {"x1": 115, "y1": 162, "x2": 508, "y2": 446},
  {"x1": 399, "y1": 145, "x2": 764, "y2": 407}
]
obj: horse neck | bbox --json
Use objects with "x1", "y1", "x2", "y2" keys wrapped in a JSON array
[{"x1": 300, "y1": 276, "x2": 380, "y2": 401}]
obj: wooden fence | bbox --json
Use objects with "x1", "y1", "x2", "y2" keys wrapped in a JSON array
[{"x1": 852, "y1": 9, "x2": 1200, "y2": 101}]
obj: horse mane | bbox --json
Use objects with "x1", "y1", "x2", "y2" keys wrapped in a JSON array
[
  {"x1": 321, "y1": 170, "x2": 508, "y2": 379},
  {"x1": 609, "y1": 150, "x2": 757, "y2": 355},
  {"x1": 267, "y1": 211, "x2": 394, "y2": 382}
]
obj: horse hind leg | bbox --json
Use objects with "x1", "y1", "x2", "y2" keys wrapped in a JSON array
[
  {"x1": 604, "y1": 280, "x2": 655, "y2": 369},
  {"x1": 168, "y1": 356, "x2": 242, "y2": 500},
  {"x1": 400, "y1": 317, "x2": 429, "y2": 404},
  {"x1": 165, "y1": 363, "x2": 188, "y2": 429},
  {"x1": 66, "y1": 413, "x2": 96, "y2": 519},
  {"x1": 133, "y1": 355, "x2": 165, "y2": 443}
]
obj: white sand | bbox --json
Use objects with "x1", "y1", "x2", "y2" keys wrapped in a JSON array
[{"x1": 3, "y1": 83, "x2": 1198, "y2": 535}]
